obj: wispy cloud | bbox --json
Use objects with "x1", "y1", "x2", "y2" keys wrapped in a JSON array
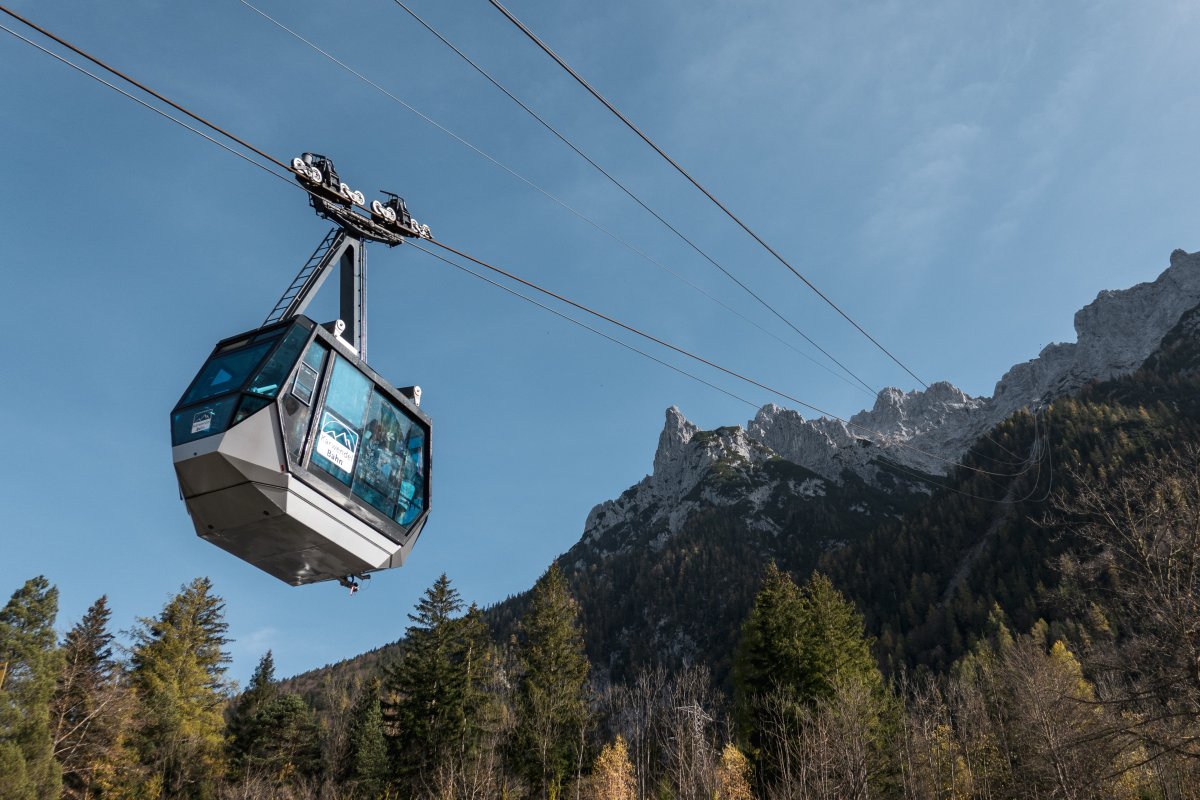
[
  {"x1": 229, "y1": 626, "x2": 280, "y2": 665},
  {"x1": 860, "y1": 121, "x2": 982, "y2": 266},
  {"x1": 982, "y1": 55, "x2": 1099, "y2": 246}
]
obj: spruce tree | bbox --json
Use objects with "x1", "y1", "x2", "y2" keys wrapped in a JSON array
[
  {"x1": 733, "y1": 566, "x2": 886, "y2": 788},
  {"x1": 0, "y1": 577, "x2": 63, "y2": 800},
  {"x1": 128, "y1": 577, "x2": 232, "y2": 799},
  {"x1": 247, "y1": 693, "x2": 322, "y2": 785},
  {"x1": 51, "y1": 595, "x2": 121, "y2": 800},
  {"x1": 732, "y1": 560, "x2": 805, "y2": 759},
  {"x1": 226, "y1": 650, "x2": 279, "y2": 777},
  {"x1": 340, "y1": 677, "x2": 389, "y2": 798},
  {"x1": 383, "y1": 573, "x2": 468, "y2": 789},
  {"x1": 794, "y1": 572, "x2": 881, "y2": 701},
  {"x1": 513, "y1": 563, "x2": 590, "y2": 800}
]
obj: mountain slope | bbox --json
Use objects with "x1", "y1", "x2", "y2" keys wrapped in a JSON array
[
  {"x1": 286, "y1": 248, "x2": 1200, "y2": 693},
  {"x1": 488, "y1": 247, "x2": 1200, "y2": 683}
]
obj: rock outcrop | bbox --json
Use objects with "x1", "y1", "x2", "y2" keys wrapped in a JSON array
[
  {"x1": 582, "y1": 248, "x2": 1200, "y2": 547},
  {"x1": 750, "y1": 248, "x2": 1200, "y2": 479}
]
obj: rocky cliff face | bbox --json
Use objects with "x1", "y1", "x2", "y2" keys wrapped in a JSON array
[
  {"x1": 580, "y1": 248, "x2": 1200, "y2": 547},
  {"x1": 584, "y1": 409, "x2": 780, "y2": 552},
  {"x1": 555, "y1": 248, "x2": 1200, "y2": 679},
  {"x1": 989, "y1": 248, "x2": 1200, "y2": 413},
  {"x1": 748, "y1": 248, "x2": 1200, "y2": 480}
]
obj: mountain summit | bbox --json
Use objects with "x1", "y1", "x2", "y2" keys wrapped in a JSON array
[{"x1": 745, "y1": 247, "x2": 1200, "y2": 479}]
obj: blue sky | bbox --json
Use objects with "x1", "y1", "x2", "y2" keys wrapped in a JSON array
[{"x1": 2, "y1": 0, "x2": 1198, "y2": 685}]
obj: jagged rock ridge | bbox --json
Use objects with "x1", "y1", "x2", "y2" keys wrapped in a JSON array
[
  {"x1": 749, "y1": 248, "x2": 1200, "y2": 479},
  {"x1": 582, "y1": 248, "x2": 1200, "y2": 546}
]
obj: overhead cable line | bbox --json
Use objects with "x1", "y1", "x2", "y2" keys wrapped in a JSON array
[
  {"x1": 0, "y1": 7, "x2": 1039, "y2": 484},
  {"x1": 409, "y1": 242, "x2": 761, "y2": 409},
  {"x1": 382, "y1": 0, "x2": 875, "y2": 396},
  {"x1": 238, "y1": 0, "x2": 873, "y2": 397},
  {"x1": 0, "y1": 4, "x2": 289, "y2": 174},
  {"x1": 484, "y1": 0, "x2": 931, "y2": 389},
  {"x1": 0, "y1": 22, "x2": 294, "y2": 188},
  {"x1": 395, "y1": 0, "x2": 1031, "y2": 470},
  {"x1": 421, "y1": 235, "x2": 1039, "y2": 480}
]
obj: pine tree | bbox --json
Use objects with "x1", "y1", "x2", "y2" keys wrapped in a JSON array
[
  {"x1": 513, "y1": 563, "x2": 591, "y2": 800},
  {"x1": 793, "y1": 572, "x2": 881, "y2": 702},
  {"x1": 247, "y1": 693, "x2": 322, "y2": 785},
  {"x1": 51, "y1": 595, "x2": 124, "y2": 800},
  {"x1": 128, "y1": 577, "x2": 231, "y2": 799},
  {"x1": 341, "y1": 677, "x2": 389, "y2": 799},
  {"x1": 0, "y1": 576, "x2": 63, "y2": 800},
  {"x1": 733, "y1": 566, "x2": 887, "y2": 792},
  {"x1": 383, "y1": 573, "x2": 468, "y2": 790},
  {"x1": 226, "y1": 650, "x2": 279, "y2": 777}
]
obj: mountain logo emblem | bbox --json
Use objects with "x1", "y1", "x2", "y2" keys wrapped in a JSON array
[
  {"x1": 316, "y1": 412, "x2": 359, "y2": 472},
  {"x1": 191, "y1": 408, "x2": 215, "y2": 435}
]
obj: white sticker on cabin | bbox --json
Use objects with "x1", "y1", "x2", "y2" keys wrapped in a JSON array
[
  {"x1": 191, "y1": 409, "x2": 214, "y2": 434},
  {"x1": 317, "y1": 412, "x2": 359, "y2": 471}
]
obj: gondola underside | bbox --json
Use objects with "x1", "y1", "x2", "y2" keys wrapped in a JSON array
[{"x1": 173, "y1": 405, "x2": 415, "y2": 586}]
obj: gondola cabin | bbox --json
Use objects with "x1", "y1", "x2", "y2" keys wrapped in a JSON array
[{"x1": 170, "y1": 316, "x2": 431, "y2": 585}]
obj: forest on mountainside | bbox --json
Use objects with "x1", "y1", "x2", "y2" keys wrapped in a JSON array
[
  {"x1": 6, "y1": 413, "x2": 1200, "y2": 797},
  {"x1": 8, "y1": 307, "x2": 1200, "y2": 798}
]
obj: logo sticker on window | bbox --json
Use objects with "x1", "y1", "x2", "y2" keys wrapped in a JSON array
[
  {"x1": 191, "y1": 409, "x2": 215, "y2": 435},
  {"x1": 316, "y1": 412, "x2": 359, "y2": 472}
]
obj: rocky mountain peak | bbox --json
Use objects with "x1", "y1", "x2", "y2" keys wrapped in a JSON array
[
  {"x1": 751, "y1": 248, "x2": 1200, "y2": 478},
  {"x1": 989, "y1": 248, "x2": 1200, "y2": 418},
  {"x1": 583, "y1": 407, "x2": 776, "y2": 550},
  {"x1": 653, "y1": 405, "x2": 699, "y2": 477},
  {"x1": 582, "y1": 248, "x2": 1200, "y2": 557},
  {"x1": 851, "y1": 382, "x2": 983, "y2": 440}
]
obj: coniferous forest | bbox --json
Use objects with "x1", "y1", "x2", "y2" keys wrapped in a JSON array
[
  {"x1": 7, "y1": 323, "x2": 1200, "y2": 799},
  {"x1": 5, "y1": 443, "x2": 1200, "y2": 797}
]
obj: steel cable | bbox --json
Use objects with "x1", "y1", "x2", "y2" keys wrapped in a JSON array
[
  {"x1": 383, "y1": 0, "x2": 876, "y2": 396},
  {"x1": 239, "y1": 0, "x2": 874, "y2": 397},
  {"x1": 0, "y1": 5, "x2": 1042, "y2": 485},
  {"x1": 485, "y1": 0, "x2": 930, "y2": 388}
]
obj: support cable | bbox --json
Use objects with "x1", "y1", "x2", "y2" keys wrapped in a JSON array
[
  {"x1": 0, "y1": 22, "x2": 295, "y2": 188},
  {"x1": 422, "y1": 234, "x2": 1038, "y2": 479},
  {"x1": 485, "y1": 0, "x2": 930, "y2": 389},
  {"x1": 409, "y1": 242, "x2": 761, "y2": 409},
  {"x1": 382, "y1": 0, "x2": 874, "y2": 395},
  {"x1": 0, "y1": 4, "x2": 290, "y2": 173},
  {"x1": 0, "y1": 8, "x2": 1039, "y2": 483},
  {"x1": 239, "y1": 0, "x2": 873, "y2": 396}
]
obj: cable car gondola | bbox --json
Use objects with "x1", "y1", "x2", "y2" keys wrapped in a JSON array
[{"x1": 170, "y1": 156, "x2": 432, "y2": 587}]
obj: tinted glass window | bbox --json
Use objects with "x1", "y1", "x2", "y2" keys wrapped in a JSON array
[
  {"x1": 233, "y1": 395, "x2": 272, "y2": 425},
  {"x1": 248, "y1": 325, "x2": 309, "y2": 397},
  {"x1": 182, "y1": 342, "x2": 272, "y2": 405},
  {"x1": 171, "y1": 394, "x2": 239, "y2": 446},
  {"x1": 282, "y1": 341, "x2": 329, "y2": 463},
  {"x1": 309, "y1": 356, "x2": 371, "y2": 485},
  {"x1": 324, "y1": 356, "x2": 371, "y2": 426},
  {"x1": 352, "y1": 393, "x2": 414, "y2": 517},
  {"x1": 396, "y1": 428, "x2": 426, "y2": 527}
]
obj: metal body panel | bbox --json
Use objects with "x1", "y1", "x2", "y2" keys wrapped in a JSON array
[
  {"x1": 172, "y1": 314, "x2": 431, "y2": 586},
  {"x1": 174, "y1": 408, "x2": 288, "y2": 498},
  {"x1": 174, "y1": 398, "x2": 421, "y2": 586}
]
